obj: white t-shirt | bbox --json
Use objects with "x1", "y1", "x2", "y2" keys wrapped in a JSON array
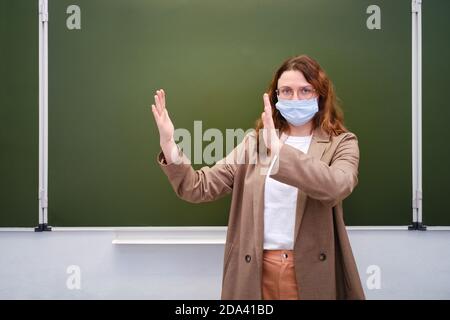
[{"x1": 263, "y1": 134, "x2": 313, "y2": 250}]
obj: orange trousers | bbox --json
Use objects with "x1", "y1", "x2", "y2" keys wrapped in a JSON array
[{"x1": 262, "y1": 249, "x2": 299, "y2": 300}]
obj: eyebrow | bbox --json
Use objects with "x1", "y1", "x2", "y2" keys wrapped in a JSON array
[{"x1": 278, "y1": 85, "x2": 313, "y2": 89}]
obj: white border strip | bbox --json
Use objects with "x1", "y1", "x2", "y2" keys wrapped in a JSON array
[
  {"x1": 51, "y1": 226, "x2": 228, "y2": 232},
  {"x1": 411, "y1": 0, "x2": 423, "y2": 225},
  {"x1": 38, "y1": 0, "x2": 49, "y2": 226},
  {"x1": 346, "y1": 226, "x2": 410, "y2": 231},
  {"x1": 0, "y1": 226, "x2": 417, "y2": 232},
  {"x1": 424, "y1": 227, "x2": 450, "y2": 231},
  {"x1": 0, "y1": 228, "x2": 37, "y2": 232}
]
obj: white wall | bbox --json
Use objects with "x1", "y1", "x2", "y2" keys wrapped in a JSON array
[{"x1": 0, "y1": 229, "x2": 449, "y2": 299}]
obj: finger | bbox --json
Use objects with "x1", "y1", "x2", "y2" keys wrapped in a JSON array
[
  {"x1": 263, "y1": 111, "x2": 270, "y2": 128},
  {"x1": 261, "y1": 111, "x2": 267, "y2": 128},
  {"x1": 154, "y1": 94, "x2": 162, "y2": 114},
  {"x1": 156, "y1": 89, "x2": 164, "y2": 110},
  {"x1": 151, "y1": 104, "x2": 161, "y2": 125},
  {"x1": 151, "y1": 103, "x2": 160, "y2": 118},
  {"x1": 160, "y1": 89, "x2": 166, "y2": 109},
  {"x1": 262, "y1": 107, "x2": 271, "y2": 129},
  {"x1": 263, "y1": 93, "x2": 272, "y2": 115},
  {"x1": 263, "y1": 94, "x2": 277, "y2": 129}
]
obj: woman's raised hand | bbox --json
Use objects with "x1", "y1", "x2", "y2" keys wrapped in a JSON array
[
  {"x1": 151, "y1": 89, "x2": 181, "y2": 164},
  {"x1": 261, "y1": 93, "x2": 284, "y2": 154},
  {"x1": 151, "y1": 89, "x2": 175, "y2": 146}
]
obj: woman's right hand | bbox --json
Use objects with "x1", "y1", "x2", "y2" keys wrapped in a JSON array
[{"x1": 151, "y1": 89, "x2": 178, "y2": 164}]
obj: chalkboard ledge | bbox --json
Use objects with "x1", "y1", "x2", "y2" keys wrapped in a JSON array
[{"x1": 111, "y1": 226, "x2": 227, "y2": 245}]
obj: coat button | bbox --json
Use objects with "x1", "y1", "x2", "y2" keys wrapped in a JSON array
[
  {"x1": 245, "y1": 254, "x2": 251, "y2": 263},
  {"x1": 319, "y1": 253, "x2": 327, "y2": 261}
]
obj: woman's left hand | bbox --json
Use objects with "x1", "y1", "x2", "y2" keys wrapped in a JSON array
[{"x1": 261, "y1": 93, "x2": 285, "y2": 154}]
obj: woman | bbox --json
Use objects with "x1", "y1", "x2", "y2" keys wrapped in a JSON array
[{"x1": 151, "y1": 54, "x2": 365, "y2": 300}]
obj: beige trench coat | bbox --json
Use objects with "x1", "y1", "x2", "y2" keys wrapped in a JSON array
[{"x1": 157, "y1": 125, "x2": 365, "y2": 300}]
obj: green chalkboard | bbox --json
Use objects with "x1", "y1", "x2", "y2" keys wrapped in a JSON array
[
  {"x1": 423, "y1": 0, "x2": 450, "y2": 226},
  {"x1": 46, "y1": 0, "x2": 412, "y2": 226},
  {"x1": 0, "y1": 0, "x2": 39, "y2": 227}
]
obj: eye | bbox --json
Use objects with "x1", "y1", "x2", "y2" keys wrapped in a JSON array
[
  {"x1": 301, "y1": 88, "x2": 313, "y2": 94},
  {"x1": 281, "y1": 88, "x2": 293, "y2": 95}
]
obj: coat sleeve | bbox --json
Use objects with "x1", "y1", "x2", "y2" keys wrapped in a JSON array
[
  {"x1": 156, "y1": 132, "x2": 250, "y2": 203},
  {"x1": 269, "y1": 132, "x2": 360, "y2": 207}
]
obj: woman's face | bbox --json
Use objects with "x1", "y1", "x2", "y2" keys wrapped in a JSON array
[{"x1": 277, "y1": 70, "x2": 318, "y2": 100}]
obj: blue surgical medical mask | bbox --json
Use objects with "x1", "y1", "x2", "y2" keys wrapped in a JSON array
[{"x1": 275, "y1": 97, "x2": 319, "y2": 126}]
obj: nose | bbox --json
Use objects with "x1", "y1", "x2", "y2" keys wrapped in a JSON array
[{"x1": 291, "y1": 89, "x2": 306, "y2": 100}]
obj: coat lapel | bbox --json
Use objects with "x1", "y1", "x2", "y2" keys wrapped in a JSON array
[{"x1": 252, "y1": 126, "x2": 330, "y2": 279}]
